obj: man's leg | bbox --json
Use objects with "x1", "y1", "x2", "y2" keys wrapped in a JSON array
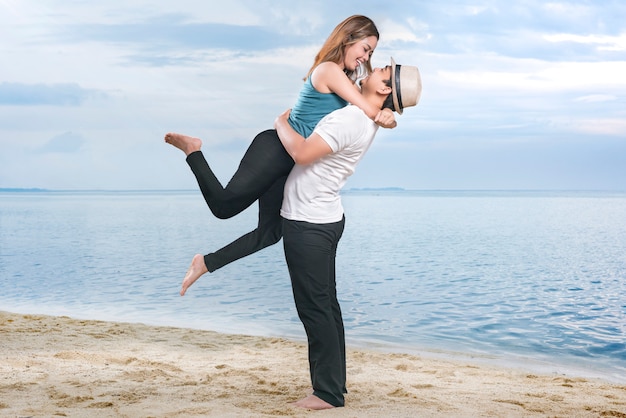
[
  {"x1": 283, "y1": 218, "x2": 346, "y2": 408},
  {"x1": 327, "y1": 220, "x2": 347, "y2": 393}
]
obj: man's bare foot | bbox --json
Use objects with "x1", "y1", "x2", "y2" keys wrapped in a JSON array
[
  {"x1": 180, "y1": 254, "x2": 208, "y2": 296},
  {"x1": 293, "y1": 395, "x2": 335, "y2": 410},
  {"x1": 164, "y1": 132, "x2": 202, "y2": 156}
]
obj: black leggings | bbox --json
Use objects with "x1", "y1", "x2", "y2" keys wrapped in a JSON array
[{"x1": 185, "y1": 129, "x2": 295, "y2": 272}]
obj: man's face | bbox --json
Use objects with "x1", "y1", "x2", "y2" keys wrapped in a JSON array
[{"x1": 360, "y1": 65, "x2": 392, "y2": 94}]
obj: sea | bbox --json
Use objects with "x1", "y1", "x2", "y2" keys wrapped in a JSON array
[{"x1": 1, "y1": 189, "x2": 625, "y2": 383}]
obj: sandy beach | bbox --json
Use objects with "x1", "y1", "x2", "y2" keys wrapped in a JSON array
[{"x1": 1, "y1": 311, "x2": 624, "y2": 417}]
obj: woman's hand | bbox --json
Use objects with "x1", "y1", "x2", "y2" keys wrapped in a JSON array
[{"x1": 374, "y1": 108, "x2": 397, "y2": 129}]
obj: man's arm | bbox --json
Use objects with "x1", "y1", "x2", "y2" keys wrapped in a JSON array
[{"x1": 274, "y1": 109, "x2": 333, "y2": 165}]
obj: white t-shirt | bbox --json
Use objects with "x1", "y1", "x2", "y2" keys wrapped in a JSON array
[{"x1": 281, "y1": 105, "x2": 379, "y2": 224}]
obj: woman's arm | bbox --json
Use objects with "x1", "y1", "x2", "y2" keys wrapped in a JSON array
[
  {"x1": 312, "y1": 62, "x2": 397, "y2": 129},
  {"x1": 274, "y1": 109, "x2": 332, "y2": 165}
]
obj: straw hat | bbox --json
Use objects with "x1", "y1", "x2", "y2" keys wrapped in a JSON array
[{"x1": 390, "y1": 57, "x2": 422, "y2": 114}]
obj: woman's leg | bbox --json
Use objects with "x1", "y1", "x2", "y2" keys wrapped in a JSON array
[
  {"x1": 179, "y1": 174, "x2": 289, "y2": 295},
  {"x1": 282, "y1": 218, "x2": 346, "y2": 408},
  {"x1": 204, "y1": 175, "x2": 287, "y2": 272},
  {"x1": 185, "y1": 129, "x2": 294, "y2": 219},
  {"x1": 168, "y1": 130, "x2": 295, "y2": 293}
]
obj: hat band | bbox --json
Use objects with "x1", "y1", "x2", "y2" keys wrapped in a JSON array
[{"x1": 394, "y1": 64, "x2": 403, "y2": 111}]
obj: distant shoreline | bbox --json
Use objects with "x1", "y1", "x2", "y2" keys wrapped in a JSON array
[{"x1": 2, "y1": 187, "x2": 625, "y2": 194}]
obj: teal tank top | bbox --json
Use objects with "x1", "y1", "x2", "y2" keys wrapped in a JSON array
[{"x1": 287, "y1": 77, "x2": 348, "y2": 138}]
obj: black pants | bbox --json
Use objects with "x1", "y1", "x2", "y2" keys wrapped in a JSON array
[
  {"x1": 185, "y1": 129, "x2": 295, "y2": 271},
  {"x1": 282, "y1": 217, "x2": 346, "y2": 407}
]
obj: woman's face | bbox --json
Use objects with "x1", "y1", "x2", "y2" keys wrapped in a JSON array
[{"x1": 342, "y1": 35, "x2": 378, "y2": 72}]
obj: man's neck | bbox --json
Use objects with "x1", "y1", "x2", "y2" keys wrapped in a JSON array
[{"x1": 361, "y1": 92, "x2": 385, "y2": 112}]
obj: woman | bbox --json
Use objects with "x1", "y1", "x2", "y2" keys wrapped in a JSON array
[{"x1": 165, "y1": 15, "x2": 396, "y2": 295}]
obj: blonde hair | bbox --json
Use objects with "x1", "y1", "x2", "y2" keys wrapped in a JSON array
[{"x1": 305, "y1": 15, "x2": 379, "y2": 81}]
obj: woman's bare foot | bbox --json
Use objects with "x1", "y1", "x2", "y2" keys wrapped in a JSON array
[
  {"x1": 180, "y1": 254, "x2": 209, "y2": 296},
  {"x1": 293, "y1": 395, "x2": 335, "y2": 410},
  {"x1": 164, "y1": 132, "x2": 202, "y2": 156}
]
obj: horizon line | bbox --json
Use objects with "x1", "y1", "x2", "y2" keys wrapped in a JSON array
[{"x1": 2, "y1": 187, "x2": 625, "y2": 193}]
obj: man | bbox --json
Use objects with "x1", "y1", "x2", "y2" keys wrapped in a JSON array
[{"x1": 274, "y1": 58, "x2": 422, "y2": 410}]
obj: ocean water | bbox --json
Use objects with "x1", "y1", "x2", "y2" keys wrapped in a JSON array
[{"x1": 1, "y1": 190, "x2": 625, "y2": 382}]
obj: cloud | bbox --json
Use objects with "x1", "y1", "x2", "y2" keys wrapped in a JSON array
[
  {"x1": 0, "y1": 82, "x2": 105, "y2": 106},
  {"x1": 37, "y1": 132, "x2": 86, "y2": 153},
  {"x1": 1, "y1": 1, "x2": 625, "y2": 190},
  {"x1": 544, "y1": 32, "x2": 626, "y2": 52},
  {"x1": 566, "y1": 118, "x2": 626, "y2": 136},
  {"x1": 574, "y1": 94, "x2": 618, "y2": 103},
  {"x1": 377, "y1": 18, "x2": 431, "y2": 46},
  {"x1": 436, "y1": 59, "x2": 626, "y2": 93},
  {"x1": 48, "y1": 15, "x2": 313, "y2": 55}
]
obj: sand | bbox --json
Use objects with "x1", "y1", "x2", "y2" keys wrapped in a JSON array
[{"x1": 1, "y1": 311, "x2": 625, "y2": 417}]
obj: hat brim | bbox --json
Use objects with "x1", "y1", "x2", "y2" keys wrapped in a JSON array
[{"x1": 390, "y1": 57, "x2": 403, "y2": 114}]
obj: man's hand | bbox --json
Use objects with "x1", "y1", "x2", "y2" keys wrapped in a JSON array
[
  {"x1": 274, "y1": 109, "x2": 291, "y2": 130},
  {"x1": 374, "y1": 108, "x2": 397, "y2": 129},
  {"x1": 274, "y1": 108, "x2": 332, "y2": 165}
]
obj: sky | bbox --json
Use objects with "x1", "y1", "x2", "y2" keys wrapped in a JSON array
[{"x1": 1, "y1": 0, "x2": 625, "y2": 191}]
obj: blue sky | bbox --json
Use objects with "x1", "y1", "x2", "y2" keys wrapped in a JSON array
[{"x1": 1, "y1": 0, "x2": 625, "y2": 190}]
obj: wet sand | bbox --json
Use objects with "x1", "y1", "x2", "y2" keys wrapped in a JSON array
[{"x1": 1, "y1": 311, "x2": 624, "y2": 417}]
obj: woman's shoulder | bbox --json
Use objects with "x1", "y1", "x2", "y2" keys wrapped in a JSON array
[
  {"x1": 311, "y1": 61, "x2": 343, "y2": 77},
  {"x1": 311, "y1": 61, "x2": 347, "y2": 92}
]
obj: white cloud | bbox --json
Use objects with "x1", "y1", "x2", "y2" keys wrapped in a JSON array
[
  {"x1": 464, "y1": 5, "x2": 490, "y2": 16},
  {"x1": 1, "y1": 1, "x2": 625, "y2": 190},
  {"x1": 0, "y1": 0, "x2": 264, "y2": 26},
  {"x1": 566, "y1": 118, "x2": 626, "y2": 136},
  {"x1": 544, "y1": 32, "x2": 626, "y2": 52},
  {"x1": 437, "y1": 60, "x2": 626, "y2": 93},
  {"x1": 574, "y1": 94, "x2": 618, "y2": 103},
  {"x1": 541, "y1": 2, "x2": 591, "y2": 18},
  {"x1": 37, "y1": 131, "x2": 85, "y2": 153}
]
